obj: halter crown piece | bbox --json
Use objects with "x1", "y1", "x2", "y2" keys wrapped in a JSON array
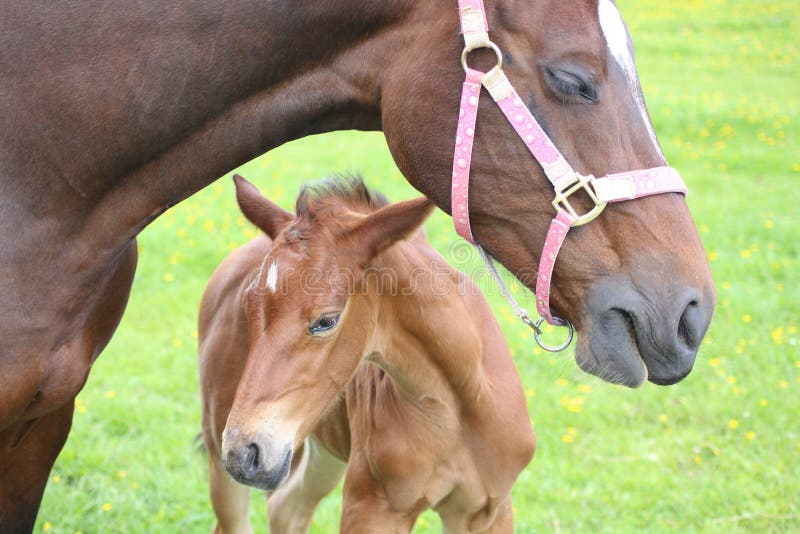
[{"x1": 451, "y1": 0, "x2": 688, "y2": 351}]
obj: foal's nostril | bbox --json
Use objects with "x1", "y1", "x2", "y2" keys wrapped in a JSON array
[
  {"x1": 677, "y1": 299, "x2": 703, "y2": 349},
  {"x1": 244, "y1": 442, "x2": 261, "y2": 477}
]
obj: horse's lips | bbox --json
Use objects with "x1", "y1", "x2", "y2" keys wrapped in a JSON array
[{"x1": 575, "y1": 308, "x2": 648, "y2": 388}]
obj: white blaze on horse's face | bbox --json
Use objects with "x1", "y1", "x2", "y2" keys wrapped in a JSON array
[
  {"x1": 597, "y1": 0, "x2": 664, "y2": 160},
  {"x1": 265, "y1": 262, "x2": 278, "y2": 293}
]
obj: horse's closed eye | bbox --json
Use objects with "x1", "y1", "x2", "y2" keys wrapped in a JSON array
[{"x1": 544, "y1": 66, "x2": 599, "y2": 104}]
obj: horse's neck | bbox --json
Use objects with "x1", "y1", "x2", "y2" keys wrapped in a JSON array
[
  {"x1": 366, "y1": 240, "x2": 519, "y2": 423},
  {"x1": 24, "y1": 2, "x2": 413, "y2": 255}
]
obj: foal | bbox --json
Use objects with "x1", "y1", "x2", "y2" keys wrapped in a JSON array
[{"x1": 199, "y1": 175, "x2": 535, "y2": 533}]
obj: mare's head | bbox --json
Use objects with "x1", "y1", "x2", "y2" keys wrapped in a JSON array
[
  {"x1": 221, "y1": 175, "x2": 433, "y2": 490},
  {"x1": 380, "y1": 0, "x2": 715, "y2": 386}
]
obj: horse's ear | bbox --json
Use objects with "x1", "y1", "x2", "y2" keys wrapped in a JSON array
[
  {"x1": 347, "y1": 197, "x2": 434, "y2": 263},
  {"x1": 233, "y1": 174, "x2": 293, "y2": 239}
]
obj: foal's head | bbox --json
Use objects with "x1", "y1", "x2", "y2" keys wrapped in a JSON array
[{"x1": 221, "y1": 175, "x2": 432, "y2": 490}]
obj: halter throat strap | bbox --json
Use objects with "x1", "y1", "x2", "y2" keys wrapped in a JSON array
[{"x1": 451, "y1": 0, "x2": 687, "y2": 336}]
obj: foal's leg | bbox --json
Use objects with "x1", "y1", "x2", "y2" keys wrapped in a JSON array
[
  {"x1": 207, "y1": 451, "x2": 253, "y2": 534},
  {"x1": 484, "y1": 496, "x2": 514, "y2": 534},
  {"x1": 339, "y1": 460, "x2": 419, "y2": 534},
  {"x1": 267, "y1": 437, "x2": 346, "y2": 534},
  {"x1": 440, "y1": 495, "x2": 514, "y2": 534}
]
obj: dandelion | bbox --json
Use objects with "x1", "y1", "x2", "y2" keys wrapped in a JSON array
[
  {"x1": 577, "y1": 384, "x2": 593, "y2": 393},
  {"x1": 759, "y1": 399, "x2": 768, "y2": 407},
  {"x1": 203, "y1": 219, "x2": 215, "y2": 232},
  {"x1": 43, "y1": 522, "x2": 51, "y2": 532},
  {"x1": 102, "y1": 503, "x2": 112, "y2": 512},
  {"x1": 172, "y1": 338, "x2": 183, "y2": 349},
  {"x1": 556, "y1": 378, "x2": 568, "y2": 387},
  {"x1": 779, "y1": 380, "x2": 788, "y2": 389},
  {"x1": 658, "y1": 414, "x2": 668, "y2": 424},
  {"x1": 103, "y1": 391, "x2": 116, "y2": 399},
  {"x1": 707, "y1": 250, "x2": 718, "y2": 261},
  {"x1": 764, "y1": 220, "x2": 774, "y2": 229},
  {"x1": 709, "y1": 358, "x2": 721, "y2": 367},
  {"x1": 726, "y1": 376, "x2": 736, "y2": 385},
  {"x1": 770, "y1": 327, "x2": 784, "y2": 345},
  {"x1": 168, "y1": 256, "x2": 179, "y2": 265},
  {"x1": 163, "y1": 273, "x2": 174, "y2": 282},
  {"x1": 742, "y1": 314, "x2": 752, "y2": 324},
  {"x1": 131, "y1": 482, "x2": 140, "y2": 490},
  {"x1": 745, "y1": 432, "x2": 756, "y2": 441},
  {"x1": 728, "y1": 419, "x2": 739, "y2": 430},
  {"x1": 740, "y1": 249, "x2": 751, "y2": 259},
  {"x1": 117, "y1": 470, "x2": 127, "y2": 479},
  {"x1": 721, "y1": 281, "x2": 730, "y2": 290},
  {"x1": 694, "y1": 455, "x2": 702, "y2": 465}
]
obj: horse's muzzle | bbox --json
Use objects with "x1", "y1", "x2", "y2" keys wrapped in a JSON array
[{"x1": 576, "y1": 275, "x2": 715, "y2": 388}]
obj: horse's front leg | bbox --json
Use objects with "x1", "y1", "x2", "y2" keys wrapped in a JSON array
[
  {"x1": 0, "y1": 403, "x2": 75, "y2": 532},
  {"x1": 0, "y1": 241, "x2": 138, "y2": 533}
]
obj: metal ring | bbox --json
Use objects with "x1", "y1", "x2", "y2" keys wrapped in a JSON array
[
  {"x1": 533, "y1": 318, "x2": 575, "y2": 352},
  {"x1": 461, "y1": 41, "x2": 503, "y2": 73}
]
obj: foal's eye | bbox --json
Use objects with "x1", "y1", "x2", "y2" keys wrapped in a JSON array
[
  {"x1": 308, "y1": 313, "x2": 340, "y2": 335},
  {"x1": 543, "y1": 66, "x2": 599, "y2": 104}
]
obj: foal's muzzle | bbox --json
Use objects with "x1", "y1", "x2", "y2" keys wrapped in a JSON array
[{"x1": 221, "y1": 428, "x2": 293, "y2": 490}]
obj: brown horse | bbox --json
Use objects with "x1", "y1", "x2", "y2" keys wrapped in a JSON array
[
  {"x1": 1, "y1": 1, "x2": 714, "y2": 529},
  {"x1": 200, "y1": 175, "x2": 536, "y2": 533}
]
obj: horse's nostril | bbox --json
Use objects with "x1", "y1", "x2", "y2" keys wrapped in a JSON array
[
  {"x1": 244, "y1": 442, "x2": 261, "y2": 476},
  {"x1": 677, "y1": 299, "x2": 702, "y2": 349}
]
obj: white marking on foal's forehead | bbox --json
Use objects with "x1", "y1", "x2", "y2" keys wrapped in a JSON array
[
  {"x1": 597, "y1": 0, "x2": 665, "y2": 159},
  {"x1": 265, "y1": 262, "x2": 278, "y2": 293}
]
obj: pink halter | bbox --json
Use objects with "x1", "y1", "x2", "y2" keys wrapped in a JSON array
[{"x1": 451, "y1": 0, "x2": 687, "y2": 347}]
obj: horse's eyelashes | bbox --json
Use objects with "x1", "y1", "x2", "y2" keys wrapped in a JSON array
[{"x1": 543, "y1": 66, "x2": 599, "y2": 104}]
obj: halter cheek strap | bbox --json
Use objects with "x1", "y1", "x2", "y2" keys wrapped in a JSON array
[{"x1": 451, "y1": 0, "x2": 687, "y2": 344}]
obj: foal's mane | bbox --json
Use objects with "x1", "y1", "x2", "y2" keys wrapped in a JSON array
[{"x1": 295, "y1": 174, "x2": 388, "y2": 219}]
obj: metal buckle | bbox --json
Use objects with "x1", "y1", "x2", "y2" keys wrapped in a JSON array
[{"x1": 551, "y1": 173, "x2": 608, "y2": 227}]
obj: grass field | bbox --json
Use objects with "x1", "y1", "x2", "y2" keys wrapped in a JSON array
[{"x1": 35, "y1": 0, "x2": 799, "y2": 532}]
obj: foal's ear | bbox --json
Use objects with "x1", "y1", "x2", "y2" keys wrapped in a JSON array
[
  {"x1": 348, "y1": 197, "x2": 434, "y2": 263},
  {"x1": 233, "y1": 174, "x2": 293, "y2": 239}
]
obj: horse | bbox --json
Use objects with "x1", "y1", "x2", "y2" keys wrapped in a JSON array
[
  {"x1": 199, "y1": 175, "x2": 536, "y2": 533},
  {"x1": 0, "y1": 1, "x2": 715, "y2": 529}
]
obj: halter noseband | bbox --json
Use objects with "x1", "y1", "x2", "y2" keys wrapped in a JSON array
[{"x1": 451, "y1": 0, "x2": 688, "y2": 351}]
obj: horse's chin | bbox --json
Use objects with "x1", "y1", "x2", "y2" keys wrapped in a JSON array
[{"x1": 574, "y1": 309, "x2": 648, "y2": 389}]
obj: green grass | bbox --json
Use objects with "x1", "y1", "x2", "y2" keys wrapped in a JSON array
[{"x1": 36, "y1": 0, "x2": 799, "y2": 532}]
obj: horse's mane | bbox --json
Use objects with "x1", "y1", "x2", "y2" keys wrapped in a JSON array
[{"x1": 295, "y1": 174, "x2": 388, "y2": 219}]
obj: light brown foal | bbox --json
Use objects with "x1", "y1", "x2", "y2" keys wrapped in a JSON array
[{"x1": 199, "y1": 175, "x2": 535, "y2": 533}]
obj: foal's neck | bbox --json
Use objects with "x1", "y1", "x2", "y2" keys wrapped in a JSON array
[{"x1": 366, "y1": 239, "x2": 512, "y2": 418}]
